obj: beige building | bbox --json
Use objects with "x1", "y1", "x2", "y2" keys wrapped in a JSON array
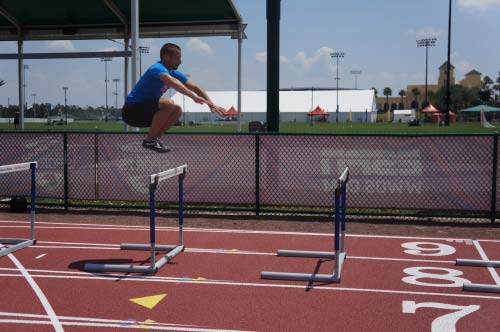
[
  {"x1": 460, "y1": 70, "x2": 482, "y2": 89},
  {"x1": 376, "y1": 61, "x2": 482, "y2": 110},
  {"x1": 437, "y1": 61, "x2": 455, "y2": 88}
]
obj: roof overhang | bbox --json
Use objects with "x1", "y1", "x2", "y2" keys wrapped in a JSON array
[{"x1": 0, "y1": 0, "x2": 243, "y2": 41}]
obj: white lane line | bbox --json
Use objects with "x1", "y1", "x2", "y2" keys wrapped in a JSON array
[
  {"x1": 2, "y1": 221, "x2": 500, "y2": 243},
  {"x1": 1, "y1": 269, "x2": 500, "y2": 301},
  {"x1": 35, "y1": 253, "x2": 47, "y2": 259},
  {"x1": 473, "y1": 240, "x2": 500, "y2": 286},
  {"x1": 0, "y1": 319, "x2": 256, "y2": 332},
  {"x1": 0, "y1": 311, "x2": 247, "y2": 331},
  {"x1": 29, "y1": 241, "x2": 456, "y2": 263},
  {"x1": 4, "y1": 250, "x2": 64, "y2": 332},
  {"x1": 0, "y1": 311, "x2": 199, "y2": 328}
]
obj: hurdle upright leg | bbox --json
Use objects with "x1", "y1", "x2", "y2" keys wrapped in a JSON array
[
  {"x1": 0, "y1": 162, "x2": 38, "y2": 258},
  {"x1": 261, "y1": 168, "x2": 349, "y2": 283},
  {"x1": 84, "y1": 165, "x2": 186, "y2": 274},
  {"x1": 152, "y1": 171, "x2": 185, "y2": 270}
]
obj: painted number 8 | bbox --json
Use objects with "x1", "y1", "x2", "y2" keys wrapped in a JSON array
[{"x1": 403, "y1": 267, "x2": 470, "y2": 287}]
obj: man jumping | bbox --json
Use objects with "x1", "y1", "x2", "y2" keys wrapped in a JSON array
[{"x1": 122, "y1": 43, "x2": 226, "y2": 153}]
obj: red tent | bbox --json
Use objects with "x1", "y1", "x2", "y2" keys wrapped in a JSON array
[
  {"x1": 421, "y1": 104, "x2": 440, "y2": 113},
  {"x1": 432, "y1": 112, "x2": 456, "y2": 123},
  {"x1": 307, "y1": 106, "x2": 329, "y2": 122},
  {"x1": 307, "y1": 105, "x2": 328, "y2": 116},
  {"x1": 224, "y1": 106, "x2": 238, "y2": 116}
]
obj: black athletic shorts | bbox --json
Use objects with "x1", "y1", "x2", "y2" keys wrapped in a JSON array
[{"x1": 122, "y1": 99, "x2": 160, "y2": 128}]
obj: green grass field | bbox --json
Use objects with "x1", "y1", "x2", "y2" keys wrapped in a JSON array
[{"x1": 0, "y1": 120, "x2": 497, "y2": 134}]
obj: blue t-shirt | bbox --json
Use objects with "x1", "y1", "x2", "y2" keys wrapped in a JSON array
[{"x1": 126, "y1": 61, "x2": 188, "y2": 104}]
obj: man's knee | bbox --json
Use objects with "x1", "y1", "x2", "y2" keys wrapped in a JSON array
[{"x1": 159, "y1": 99, "x2": 182, "y2": 117}]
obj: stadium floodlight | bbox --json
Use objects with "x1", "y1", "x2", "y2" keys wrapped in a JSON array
[
  {"x1": 62, "y1": 87, "x2": 69, "y2": 123},
  {"x1": 417, "y1": 38, "x2": 436, "y2": 108},
  {"x1": 112, "y1": 78, "x2": 120, "y2": 110},
  {"x1": 100, "y1": 57, "x2": 112, "y2": 112},
  {"x1": 330, "y1": 52, "x2": 345, "y2": 123},
  {"x1": 350, "y1": 70, "x2": 361, "y2": 89},
  {"x1": 138, "y1": 46, "x2": 150, "y2": 76},
  {"x1": 23, "y1": 64, "x2": 29, "y2": 111}
]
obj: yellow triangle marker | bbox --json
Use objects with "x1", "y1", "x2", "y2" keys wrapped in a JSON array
[{"x1": 129, "y1": 294, "x2": 167, "y2": 309}]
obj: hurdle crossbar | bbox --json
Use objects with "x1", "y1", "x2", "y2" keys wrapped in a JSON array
[
  {"x1": 261, "y1": 168, "x2": 349, "y2": 283},
  {"x1": 84, "y1": 165, "x2": 187, "y2": 273},
  {"x1": 0, "y1": 162, "x2": 38, "y2": 258},
  {"x1": 456, "y1": 258, "x2": 500, "y2": 293}
]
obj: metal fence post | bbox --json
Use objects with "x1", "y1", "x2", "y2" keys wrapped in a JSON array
[
  {"x1": 63, "y1": 133, "x2": 69, "y2": 210},
  {"x1": 490, "y1": 132, "x2": 498, "y2": 223},
  {"x1": 255, "y1": 132, "x2": 261, "y2": 216}
]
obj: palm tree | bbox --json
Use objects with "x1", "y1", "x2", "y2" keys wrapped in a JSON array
[
  {"x1": 383, "y1": 87, "x2": 392, "y2": 111},
  {"x1": 428, "y1": 90, "x2": 435, "y2": 104},
  {"x1": 411, "y1": 87, "x2": 421, "y2": 109},
  {"x1": 496, "y1": 76, "x2": 500, "y2": 102},
  {"x1": 371, "y1": 87, "x2": 378, "y2": 97},
  {"x1": 494, "y1": 84, "x2": 500, "y2": 103},
  {"x1": 483, "y1": 76, "x2": 493, "y2": 89},
  {"x1": 398, "y1": 90, "x2": 406, "y2": 109}
]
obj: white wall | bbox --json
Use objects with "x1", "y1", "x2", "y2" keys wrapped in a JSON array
[{"x1": 173, "y1": 90, "x2": 377, "y2": 124}]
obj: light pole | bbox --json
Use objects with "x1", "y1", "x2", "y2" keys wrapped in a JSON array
[
  {"x1": 182, "y1": 74, "x2": 191, "y2": 125},
  {"x1": 138, "y1": 46, "x2": 150, "y2": 77},
  {"x1": 23, "y1": 64, "x2": 29, "y2": 110},
  {"x1": 417, "y1": 38, "x2": 436, "y2": 108},
  {"x1": 100, "y1": 57, "x2": 112, "y2": 116},
  {"x1": 445, "y1": 0, "x2": 452, "y2": 126},
  {"x1": 330, "y1": 52, "x2": 344, "y2": 123},
  {"x1": 351, "y1": 70, "x2": 361, "y2": 89},
  {"x1": 31, "y1": 93, "x2": 36, "y2": 117},
  {"x1": 112, "y1": 78, "x2": 120, "y2": 110},
  {"x1": 62, "y1": 87, "x2": 68, "y2": 123}
]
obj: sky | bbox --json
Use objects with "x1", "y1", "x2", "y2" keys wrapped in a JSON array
[{"x1": 0, "y1": 0, "x2": 499, "y2": 107}]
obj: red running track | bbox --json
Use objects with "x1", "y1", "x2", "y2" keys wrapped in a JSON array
[{"x1": 1, "y1": 220, "x2": 500, "y2": 332}]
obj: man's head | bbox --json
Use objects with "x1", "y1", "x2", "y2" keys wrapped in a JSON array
[{"x1": 160, "y1": 43, "x2": 182, "y2": 70}]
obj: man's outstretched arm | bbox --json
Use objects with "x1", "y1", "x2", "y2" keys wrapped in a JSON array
[
  {"x1": 160, "y1": 74, "x2": 208, "y2": 105},
  {"x1": 184, "y1": 80, "x2": 227, "y2": 115}
]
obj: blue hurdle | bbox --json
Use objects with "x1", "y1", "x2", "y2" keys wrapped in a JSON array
[
  {"x1": 0, "y1": 161, "x2": 38, "y2": 257},
  {"x1": 261, "y1": 168, "x2": 349, "y2": 283},
  {"x1": 84, "y1": 165, "x2": 187, "y2": 274}
]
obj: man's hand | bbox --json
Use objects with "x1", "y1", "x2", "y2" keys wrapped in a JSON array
[{"x1": 208, "y1": 104, "x2": 227, "y2": 116}]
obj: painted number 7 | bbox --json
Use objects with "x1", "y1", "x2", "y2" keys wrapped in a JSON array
[{"x1": 402, "y1": 301, "x2": 480, "y2": 332}]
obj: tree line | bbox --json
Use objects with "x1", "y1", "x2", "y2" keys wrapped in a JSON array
[
  {"x1": 0, "y1": 103, "x2": 122, "y2": 120},
  {"x1": 375, "y1": 74, "x2": 500, "y2": 112}
]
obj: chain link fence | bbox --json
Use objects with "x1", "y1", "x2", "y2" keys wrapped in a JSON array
[
  {"x1": 0, "y1": 133, "x2": 64, "y2": 199},
  {"x1": 0, "y1": 132, "x2": 498, "y2": 221}
]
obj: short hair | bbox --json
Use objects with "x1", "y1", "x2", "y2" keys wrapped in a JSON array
[{"x1": 160, "y1": 43, "x2": 181, "y2": 60}]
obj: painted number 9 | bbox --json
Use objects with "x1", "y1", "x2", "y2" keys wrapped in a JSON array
[{"x1": 402, "y1": 242, "x2": 456, "y2": 256}]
